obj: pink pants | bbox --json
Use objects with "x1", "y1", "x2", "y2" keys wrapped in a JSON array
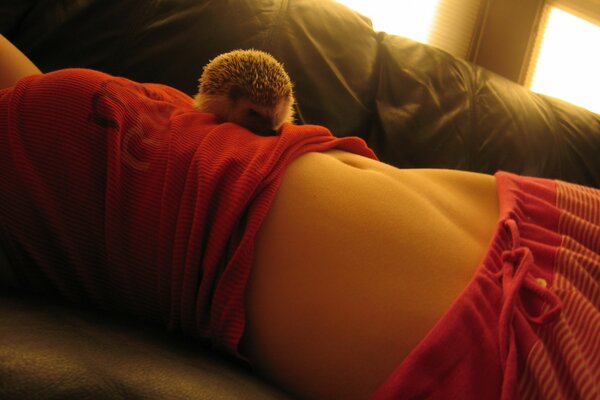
[{"x1": 371, "y1": 171, "x2": 599, "y2": 399}]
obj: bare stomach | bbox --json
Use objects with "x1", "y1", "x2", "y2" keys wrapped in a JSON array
[{"x1": 241, "y1": 150, "x2": 499, "y2": 399}]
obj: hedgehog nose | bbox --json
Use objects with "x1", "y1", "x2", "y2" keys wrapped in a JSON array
[
  {"x1": 241, "y1": 119, "x2": 276, "y2": 136},
  {"x1": 251, "y1": 118, "x2": 278, "y2": 136},
  {"x1": 254, "y1": 126, "x2": 277, "y2": 136}
]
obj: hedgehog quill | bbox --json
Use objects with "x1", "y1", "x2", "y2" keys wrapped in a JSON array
[{"x1": 194, "y1": 49, "x2": 295, "y2": 136}]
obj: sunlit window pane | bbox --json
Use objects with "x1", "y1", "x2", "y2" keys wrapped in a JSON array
[
  {"x1": 529, "y1": 7, "x2": 600, "y2": 114},
  {"x1": 334, "y1": 0, "x2": 483, "y2": 60},
  {"x1": 334, "y1": 0, "x2": 438, "y2": 43}
]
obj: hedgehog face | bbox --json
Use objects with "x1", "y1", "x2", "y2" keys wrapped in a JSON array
[
  {"x1": 230, "y1": 95, "x2": 294, "y2": 135},
  {"x1": 194, "y1": 49, "x2": 296, "y2": 135},
  {"x1": 231, "y1": 98, "x2": 279, "y2": 135},
  {"x1": 195, "y1": 93, "x2": 294, "y2": 136}
]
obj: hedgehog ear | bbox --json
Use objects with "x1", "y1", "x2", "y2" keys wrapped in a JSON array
[{"x1": 229, "y1": 85, "x2": 248, "y2": 101}]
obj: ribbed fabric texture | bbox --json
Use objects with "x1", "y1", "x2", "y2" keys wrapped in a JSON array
[
  {"x1": 0, "y1": 69, "x2": 376, "y2": 356},
  {"x1": 518, "y1": 180, "x2": 600, "y2": 399}
]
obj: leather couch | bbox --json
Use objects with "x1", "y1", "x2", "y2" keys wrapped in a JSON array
[{"x1": 1, "y1": 1, "x2": 599, "y2": 399}]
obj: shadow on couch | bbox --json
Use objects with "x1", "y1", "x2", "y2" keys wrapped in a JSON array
[{"x1": 0, "y1": 287, "x2": 291, "y2": 399}]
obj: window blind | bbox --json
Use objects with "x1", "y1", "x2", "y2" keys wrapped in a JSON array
[
  {"x1": 428, "y1": 0, "x2": 484, "y2": 59},
  {"x1": 334, "y1": 0, "x2": 484, "y2": 59},
  {"x1": 549, "y1": 0, "x2": 600, "y2": 24}
]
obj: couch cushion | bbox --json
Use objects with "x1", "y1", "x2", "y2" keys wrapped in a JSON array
[
  {"x1": 5, "y1": 0, "x2": 599, "y2": 186},
  {"x1": 0, "y1": 289, "x2": 291, "y2": 399}
]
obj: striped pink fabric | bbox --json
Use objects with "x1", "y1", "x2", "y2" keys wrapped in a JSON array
[{"x1": 519, "y1": 181, "x2": 600, "y2": 399}]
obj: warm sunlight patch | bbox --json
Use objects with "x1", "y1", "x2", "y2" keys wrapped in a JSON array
[
  {"x1": 529, "y1": 7, "x2": 600, "y2": 114},
  {"x1": 334, "y1": 0, "x2": 438, "y2": 43}
]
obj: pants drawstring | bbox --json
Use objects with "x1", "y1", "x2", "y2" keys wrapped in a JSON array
[{"x1": 497, "y1": 218, "x2": 562, "y2": 369}]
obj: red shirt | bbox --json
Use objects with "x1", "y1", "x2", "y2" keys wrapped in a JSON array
[{"x1": 0, "y1": 68, "x2": 376, "y2": 356}]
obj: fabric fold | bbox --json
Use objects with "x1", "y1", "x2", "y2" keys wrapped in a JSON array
[{"x1": 0, "y1": 68, "x2": 377, "y2": 356}]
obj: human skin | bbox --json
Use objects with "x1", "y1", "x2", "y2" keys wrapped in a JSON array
[
  {"x1": 0, "y1": 34, "x2": 500, "y2": 400},
  {"x1": 241, "y1": 150, "x2": 499, "y2": 399},
  {"x1": 0, "y1": 34, "x2": 41, "y2": 90}
]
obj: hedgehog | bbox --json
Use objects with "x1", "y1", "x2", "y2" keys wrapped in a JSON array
[{"x1": 194, "y1": 49, "x2": 295, "y2": 136}]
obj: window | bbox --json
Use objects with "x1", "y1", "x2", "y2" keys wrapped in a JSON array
[
  {"x1": 527, "y1": 5, "x2": 600, "y2": 113},
  {"x1": 335, "y1": 0, "x2": 599, "y2": 114},
  {"x1": 334, "y1": 0, "x2": 483, "y2": 59},
  {"x1": 334, "y1": 0, "x2": 439, "y2": 44}
]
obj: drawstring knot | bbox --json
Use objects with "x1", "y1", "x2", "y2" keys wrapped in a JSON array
[{"x1": 497, "y1": 218, "x2": 562, "y2": 368}]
